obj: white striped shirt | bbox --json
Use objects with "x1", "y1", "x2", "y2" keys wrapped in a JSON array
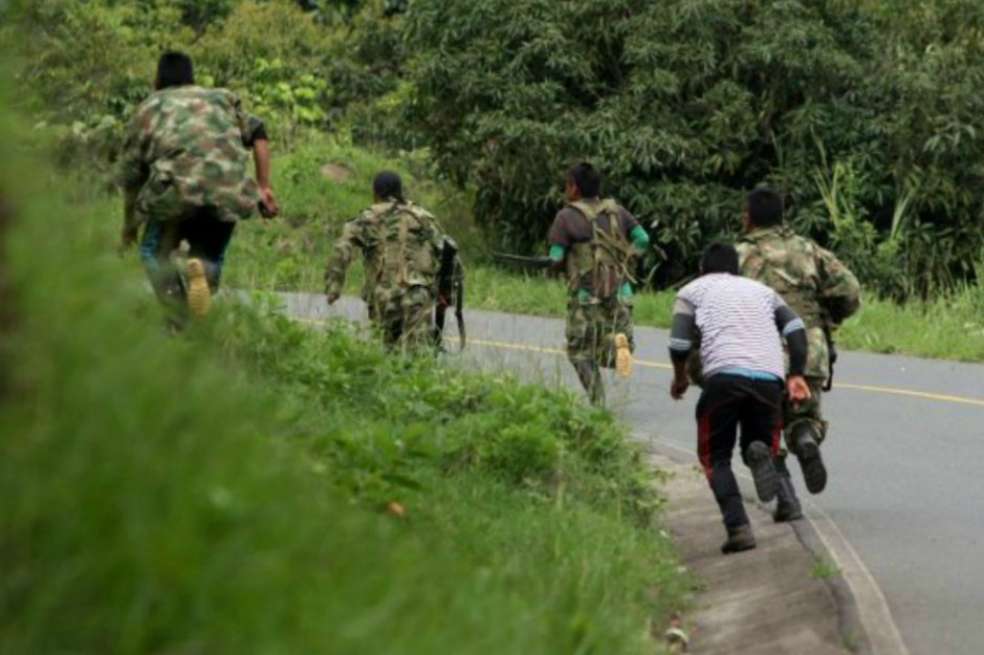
[{"x1": 671, "y1": 273, "x2": 804, "y2": 380}]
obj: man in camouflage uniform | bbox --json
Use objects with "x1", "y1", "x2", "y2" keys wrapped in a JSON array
[
  {"x1": 737, "y1": 188, "x2": 861, "y2": 521},
  {"x1": 118, "y1": 52, "x2": 278, "y2": 320},
  {"x1": 325, "y1": 171, "x2": 447, "y2": 354},
  {"x1": 548, "y1": 162, "x2": 651, "y2": 406}
]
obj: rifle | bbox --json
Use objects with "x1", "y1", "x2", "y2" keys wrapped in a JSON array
[
  {"x1": 491, "y1": 252, "x2": 554, "y2": 272},
  {"x1": 823, "y1": 327, "x2": 838, "y2": 392},
  {"x1": 434, "y1": 237, "x2": 465, "y2": 352}
]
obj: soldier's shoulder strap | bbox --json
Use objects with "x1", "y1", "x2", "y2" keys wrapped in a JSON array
[
  {"x1": 568, "y1": 198, "x2": 620, "y2": 222},
  {"x1": 368, "y1": 200, "x2": 401, "y2": 219},
  {"x1": 400, "y1": 201, "x2": 436, "y2": 221}
]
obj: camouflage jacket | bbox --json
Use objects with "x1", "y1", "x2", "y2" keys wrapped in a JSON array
[
  {"x1": 324, "y1": 200, "x2": 445, "y2": 302},
  {"x1": 117, "y1": 86, "x2": 265, "y2": 228},
  {"x1": 737, "y1": 225, "x2": 861, "y2": 380}
]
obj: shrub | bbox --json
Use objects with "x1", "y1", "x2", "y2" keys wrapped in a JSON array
[{"x1": 404, "y1": 0, "x2": 984, "y2": 297}]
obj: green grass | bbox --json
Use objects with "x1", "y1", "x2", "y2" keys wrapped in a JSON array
[
  {"x1": 224, "y1": 136, "x2": 984, "y2": 364},
  {"x1": 1, "y1": 84, "x2": 691, "y2": 653},
  {"x1": 811, "y1": 558, "x2": 840, "y2": 581}
]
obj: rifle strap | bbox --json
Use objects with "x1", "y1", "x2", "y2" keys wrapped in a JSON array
[{"x1": 455, "y1": 281, "x2": 465, "y2": 351}]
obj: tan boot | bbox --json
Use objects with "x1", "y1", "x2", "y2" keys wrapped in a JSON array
[
  {"x1": 185, "y1": 258, "x2": 212, "y2": 318},
  {"x1": 614, "y1": 333, "x2": 632, "y2": 377}
]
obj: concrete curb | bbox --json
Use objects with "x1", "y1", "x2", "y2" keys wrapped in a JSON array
[
  {"x1": 272, "y1": 291, "x2": 909, "y2": 654},
  {"x1": 788, "y1": 514, "x2": 871, "y2": 654},
  {"x1": 639, "y1": 435, "x2": 907, "y2": 655}
]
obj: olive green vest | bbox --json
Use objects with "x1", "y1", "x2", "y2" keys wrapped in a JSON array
[{"x1": 565, "y1": 199, "x2": 636, "y2": 300}]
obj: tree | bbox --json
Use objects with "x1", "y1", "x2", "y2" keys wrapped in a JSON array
[{"x1": 405, "y1": 0, "x2": 983, "y2": 295}]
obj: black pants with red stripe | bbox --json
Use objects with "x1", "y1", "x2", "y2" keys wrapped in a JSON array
[{"x1": 697, "y1": 374, "x2": 783, "y2": 530}]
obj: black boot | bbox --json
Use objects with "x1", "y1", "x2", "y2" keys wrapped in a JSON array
[
  {"x1": 773, "y1": 456, "x2": 803, "y2": 523},
  {"x1": 791, "y1": 424, "x2": 827, "y2": 494},
  {"x1": 721, "y1": 524, "x2": 756, "y2": 554},
  {"x1": 743, "y1": 441, "x2": 778, "y2": 502}
]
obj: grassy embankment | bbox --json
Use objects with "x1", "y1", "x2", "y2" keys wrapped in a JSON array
[
  {"x1": 226, "y1": 137, "x2": 984, "y2": 364},
  {"x1": 0, "y1": 88, "x2": 692, "y2": 652}
]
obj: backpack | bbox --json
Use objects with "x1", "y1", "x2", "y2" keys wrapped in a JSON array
[
  {"x1": 372, "y1": 201, "x2": 440, "y2": 290},
  {"x1": 566, "y1": 199, "x2": 637, "y2": 300}
]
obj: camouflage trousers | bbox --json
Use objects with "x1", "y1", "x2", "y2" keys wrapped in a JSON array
[
  {"x1": 566, "y1": 297, "x2": 634, "y2": 406},
  {"x1": 781, "y1": 377, "x2": 827, "y2": 456},
  {"x1": 371, "y1": 285, "x2": 435, "y2": 355}
]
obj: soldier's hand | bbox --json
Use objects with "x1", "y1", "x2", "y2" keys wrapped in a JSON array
[
  {"x1": 259, "y1": 186, "x2": 279, "y2": 219},
  {"x1": 326, "y1": 291, "x2": 340, "y2": 306},
  {"x1": 786, "y1": 375, "x2": 812, "y2": 406},
  {"x1": 670, "y1": 375, "x2": 690, "y2": 400}
]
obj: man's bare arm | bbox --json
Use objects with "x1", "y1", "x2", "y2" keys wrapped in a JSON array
[{"x1": 253, "y1": 139, "x2": 279, "y2": 218}]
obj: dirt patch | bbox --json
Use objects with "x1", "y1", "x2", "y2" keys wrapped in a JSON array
[{"x1": 320, "y1": 162, "x2": 354, "y2": 183}]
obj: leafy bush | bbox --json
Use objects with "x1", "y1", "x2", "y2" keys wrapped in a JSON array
[
  {"x1": 404, "y1": 0, "x2": 984, "y2": 297},
  {"x1": 217, "y1": 299, "x2": 661, "y2": 520},
  {"x1": 5, "y1": 0, "x2": 404, "y2": 155},
  {"x1": 0, "y1": 69, "x2": 689, "y2": 654}
]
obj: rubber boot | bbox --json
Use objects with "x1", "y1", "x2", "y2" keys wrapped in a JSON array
[
  {"x1": 791, "y1": 423, "x2": 827, "y2": 494},
  {"x1": 185, "y1": 258, "x2": 212, "y2": 318},
  {"x1": 721, "y1": 524, "x2": 756, "y2": 554},
  {"x1": 773, "y1": 455, "x2": 804, "y2": 523},
  {"x1": 743, "y1": 441, "x2": 778, "y2": 502}
]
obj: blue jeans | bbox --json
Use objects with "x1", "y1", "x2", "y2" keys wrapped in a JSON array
[{"x1": 139, "y1": 209, "x2": 236, "y2": 306}]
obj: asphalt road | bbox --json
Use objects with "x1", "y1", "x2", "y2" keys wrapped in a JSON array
[{"x1": 280, "y1": 292, "x2": 984, "y2": 655}]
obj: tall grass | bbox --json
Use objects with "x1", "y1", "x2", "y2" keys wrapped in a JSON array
[
  {"x1": 224, "y1": 135, "x2": 984, "y2": 363},
  {"x1": 1, "y1": 76, "x2": 690, "y2": 653}
]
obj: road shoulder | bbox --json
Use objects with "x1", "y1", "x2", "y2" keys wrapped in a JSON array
[{"x1": 646, "y1": 442, "x2": 863, "y2": 655}]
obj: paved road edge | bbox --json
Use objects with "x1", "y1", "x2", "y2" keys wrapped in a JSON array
[{"x1": 640, "y1": 435, "x2": 910, "y2": 655}]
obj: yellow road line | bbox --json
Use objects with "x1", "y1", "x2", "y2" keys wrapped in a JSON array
[
  {"x1": 467, "y1": 340, "x2": 984, "y2": 407},
  {"x1": 831, "y1": 383, "x2": 984, "y2": 408},
  {"x1": 298, "y1": 317, "x2": 984, "y2": 408}
]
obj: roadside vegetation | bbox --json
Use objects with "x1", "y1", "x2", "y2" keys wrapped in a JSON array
[
  {"x1": 5, "y1": 0, "x2": 982, "y2": 362},
  {"x1": 222, "y1": 137, "x2": 984, "y2": 363},
  {"x1": 0, "y1": 77, "x2": 691, "y2": 652}
]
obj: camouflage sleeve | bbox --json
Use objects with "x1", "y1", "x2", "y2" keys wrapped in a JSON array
[
  {"x1": 324, "y1": 219, "x2": 365, "y2": 296},
  {"x1": 117, "y1": 103, "x2": 152, "y2": 234},
  {"x1": 736, "y1": 241, "x2": 761, "y2": 278},
  {"x1": 816, "y1": 246, "x2": 861, "y2": 325},
  {"x1": 116, "y1": 105, "x2": 150, "y2": 192},
  {"x1": 229, "y1": 91, "x2": 268, "y2": 147}
]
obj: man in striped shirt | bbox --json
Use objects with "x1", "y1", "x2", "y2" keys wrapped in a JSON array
[{"x1": 669, "y1": 243, "x2": 811, "y2": 554}]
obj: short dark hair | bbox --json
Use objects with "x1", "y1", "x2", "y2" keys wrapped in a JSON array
[
  {"x1": 373, "y1": 170, "x2": 404, "y2": 202},
  {"x1": 700, "y1": 242, "x2": 740, "y2": 275},
  {"x1": 566, "y1": 162, "x2": 602, "y2": 198},
  {"x1": 156, "y1": 52, "x2": 195, "y2": 90},
  {"x1": 746, "y1": 188, "x2": 784, "y2": 227}
]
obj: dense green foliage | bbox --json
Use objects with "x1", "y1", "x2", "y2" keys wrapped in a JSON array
[
  {"x1": 6, "y1": 0, "x2": 404, "y2": 152},
  {"x1": 404, "y1": 0, "x2": 984, "y2": 297},
  {"x1": 7, "y1": 0, "x2": 983, "y2": 297},
  {"x1": 219, "y1": 134, "x2": 983, "y2": 363},
  {"x1": 0, "y1": 74, "x2": 688, "y2": 653}
]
